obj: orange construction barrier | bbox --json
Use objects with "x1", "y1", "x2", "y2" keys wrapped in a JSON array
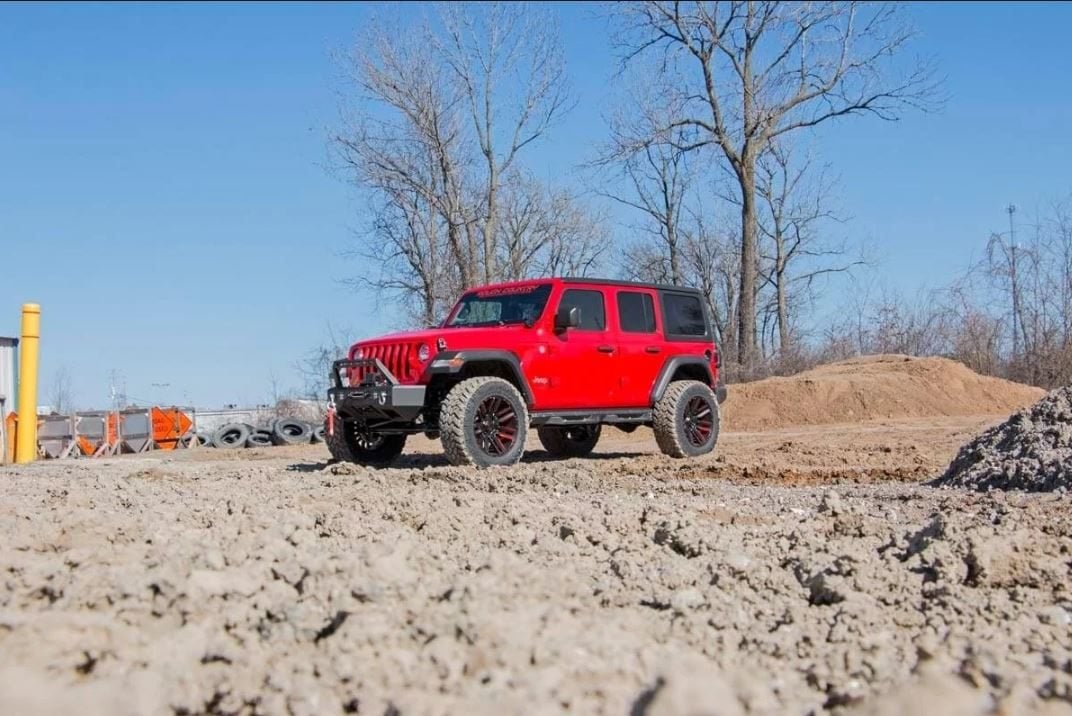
[
  {"x1": 151, "y1": 407, "x2": 193, "y2": 451},
  {"x1": 4, "y1": 412, "x2": 16, "y2": 463},
  {"x1": 3, "y1": 412, "x2": 47, "y2": 461},
  {"x1": 76, "y1": 412, "x2": 118, "y2": 457}
]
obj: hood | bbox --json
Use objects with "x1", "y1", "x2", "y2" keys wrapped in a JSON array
[
  {"x1": 351, "y1": 324, "x2": 535, "y2": 354},
  {"x1": 355, "y1": 327, "x2": 447, "y2": 346}
]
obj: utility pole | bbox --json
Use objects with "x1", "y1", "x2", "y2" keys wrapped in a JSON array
[
  {"x1": 109, "y1": 369, "x2": 127, "y2": 412},
  {"x1": 1007, "y1": 204, "x2": 1021, "y2": 360},
  {"x1": 151, "y1": 382, "x2": 171, "y2": 406}
]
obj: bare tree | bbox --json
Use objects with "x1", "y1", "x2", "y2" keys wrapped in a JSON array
[
  {"x1": 1049, "y1": 200, "x2": 1072, "y2": 343},
  {"x1": 48, "y1": 366, "x2": 73, "y2": 415},
  {"x1": 496, "y1": 172, "x2": 607, "y2": 279},
  {"x1": 613, "y1": 1, "x2": 938, "y2": 370},
  {"x1": 335, "y1": 4, "x2": 584, "y2": 322},
  {"x1": 611, "y1": 156, "x2": 743, "y2": 368},
  {"x1": 334, "y1": 20, "x2": 471, "y2": 321},
  {"x1": 754, "y1": 141, "x2": 862, "y2": 356},
  {"x1": 598, "y1": 82, "x2": 694, "y2": 284},
  {"x1": 975, "y1": 200, "x2": 1072, "y2": 387},
  {"x1": 681, "y1": 212, "x2": 740, "y2": 356},
  {"x1": 602, "y1": 139, "x2": 690, "y2": 284},
  {"x1": 441, "y1": 3, "x2": 571, "y2": 284},
  {"x1": 295, "y1": 322, "x2": 353, "y2": 403},
  {"x1": 943, "y1": 280, "x2": 1002, "y2": 377},
  {"x1": 985, "y1": 208, "x2": 1030, "y2": 363},
  {"x1": 621, "y1": 240, "x2": 676, "y2": 285}
]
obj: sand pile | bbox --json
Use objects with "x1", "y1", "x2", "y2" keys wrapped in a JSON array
[
  {"x1": 723, "y1": 355, "x2": 1044, "y2": 431},
  {"x1": 936, "y1": 386, "x2": 1072, "y2": 491}
]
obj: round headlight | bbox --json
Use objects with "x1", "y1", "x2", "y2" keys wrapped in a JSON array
[
  {"x1": 353, "y1": 347, "x2": 364, "y2": 359},
  {"x1": 417, "y1": 343, "x2": 431, "y2": 362}
]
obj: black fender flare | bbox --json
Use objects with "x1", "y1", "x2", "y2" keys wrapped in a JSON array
[
  {"x1": 649, "y1": 356, "x2": 715, "y2": 405},
  {"x1": 425, "y1": 350, "x2": 534, "y2": 405}
]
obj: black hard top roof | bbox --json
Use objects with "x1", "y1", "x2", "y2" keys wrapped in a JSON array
[{"x1": 561, "y1": 277, "x2": 704, "y2": 295}]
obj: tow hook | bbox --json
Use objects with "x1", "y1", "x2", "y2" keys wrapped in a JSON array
[{"x1": 326, "y1": 398, "x2": 336, "y2": 437}]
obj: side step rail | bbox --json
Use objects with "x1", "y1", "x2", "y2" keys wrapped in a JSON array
[{"x1": 530, "y1": 410, "x2": 652, "y2": 426}]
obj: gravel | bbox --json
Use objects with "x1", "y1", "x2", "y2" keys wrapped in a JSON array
[
  {"x1": 936, "y1": 387, "x2": 1072, "y2": 492},
  {"x1": 1, "y1": 449, "x2": 1070, "y2": 715}
]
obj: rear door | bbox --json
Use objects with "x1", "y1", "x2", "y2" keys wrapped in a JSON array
[
  {"x1": 543, "y1": 286, "x2": 618, "y2": 409},
  {"x1": 612, "y1": 288, "x2": 664, "y2": 407}
]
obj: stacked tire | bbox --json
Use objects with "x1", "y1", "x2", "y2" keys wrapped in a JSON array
[
  {"x1": 211, "y1": 423, "x2": 251, "y2": 449},
  {"x1": 271, "y1": 418, "x2": 312, "y2": 446},
  {"x1": 203, "y1": 417, "x2": 321, "y2": 450}
]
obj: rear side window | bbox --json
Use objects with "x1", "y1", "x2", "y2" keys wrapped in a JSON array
[
  {"x1": 662, "y1": 292, "x2": 708, "y2": 337},
  {"x1": 617, "y1": 291, "x2": 657, "y2": 333},
  {"x1": 559, "y1": 289, "x2": 606, "y2": 330}
]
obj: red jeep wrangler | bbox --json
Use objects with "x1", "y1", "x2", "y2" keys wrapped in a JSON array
[{"x1": 326, "y1": 278, "x2": 727, "y2": 467}]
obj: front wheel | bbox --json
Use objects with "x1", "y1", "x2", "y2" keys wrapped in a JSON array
[
  {"x1": 440, "y1": 377, "x2": 528, "y2": 467},
  {"x1": 325, "y1": 418, "x2": 406, "y2": 466},
  {"x1": 652, "y1": 380, "x2": 720, "y2": 458},
  {"x1": 537, "y1": 425, "x2": 601, "y2": 458}
]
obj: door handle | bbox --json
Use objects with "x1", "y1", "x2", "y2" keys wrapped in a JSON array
[
  {"x1": 645, "y1": 346, "x2": 662, "y2": 354},
  {"x1": 597, "y1": 345, "x2": 615, "y2": 354}
]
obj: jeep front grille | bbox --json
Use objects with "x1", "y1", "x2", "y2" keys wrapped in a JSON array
[{"x1": 356, "y1": 342, "x2": 416, "y2": 383}]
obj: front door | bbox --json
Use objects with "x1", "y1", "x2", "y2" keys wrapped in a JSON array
[{"x1": 543, "y1": 287, "x2": 618, "y2": 409}]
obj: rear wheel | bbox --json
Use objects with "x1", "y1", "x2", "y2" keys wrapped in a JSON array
[
  {"x1": 325, "y1": 418, "x2": 406, "y2": 466},
  {"x1": 537, "y1": 425, "x2": 601, "y2": 458},
  {"x1": 440, "y1": 377, "x2": 528, "y2": 467},
  {"x1": 652, "y1": 380, "x2": 720, "y2": 458}
]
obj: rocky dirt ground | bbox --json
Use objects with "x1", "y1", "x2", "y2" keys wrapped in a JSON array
[{"x1": 2, "y1": 416, "x2": 1070, "y2": 715}]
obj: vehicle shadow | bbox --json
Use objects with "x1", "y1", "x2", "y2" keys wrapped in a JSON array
[{"x1": 286, "y1": 449, "x2": 646, "y2": 473}]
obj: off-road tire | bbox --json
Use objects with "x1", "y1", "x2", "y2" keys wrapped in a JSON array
[
  {"x1": 440, "y1": 377, "x2": 529, "y2": 467},
  {"x1": 325, "y1": 418, "x2": 406, "y2": 467},
  {"x1": 653, "y1": 380, "x2": 720, "y2": 458},
  {"x1": 537, "y1": 425, "x2": 601, "y2": 458}
]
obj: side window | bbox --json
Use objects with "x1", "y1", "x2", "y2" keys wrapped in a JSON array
[
  {"x1": 559, "y1": 289, "x2": 606, "y2": 331},
  {"x1": 662, "y1": 292, "x2": 708, "y2": 337},
  {"x1": 617, "y1": 291, "x2": 657, "y2": 333}
]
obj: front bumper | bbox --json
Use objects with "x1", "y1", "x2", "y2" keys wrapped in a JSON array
[{"x1": 328, "y1": 359, "x2": 426, "y2": 421}]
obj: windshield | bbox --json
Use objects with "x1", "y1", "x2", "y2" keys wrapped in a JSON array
[{"x1": 445, "y1": 283, "x2": 552, "y2": 328}]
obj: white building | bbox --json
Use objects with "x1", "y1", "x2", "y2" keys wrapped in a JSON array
[{"x1": 0, "y1": 336, "x2": 17, "y2": 463}]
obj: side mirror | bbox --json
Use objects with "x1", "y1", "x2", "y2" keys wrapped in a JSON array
[{"x1": 554, "y1": 306, "x2": 581, "y2": 332}]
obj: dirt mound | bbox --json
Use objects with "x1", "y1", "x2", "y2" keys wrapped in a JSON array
[
  {"x1": 935, "y1": 386, "x2": 1072, "y2": 492},
  {"x1": 722, "y1": 355, "x2": 1044, "y2": 431}
]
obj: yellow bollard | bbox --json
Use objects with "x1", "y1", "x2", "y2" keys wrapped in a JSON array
[{"x1": 15, "y1": 304, "x2": 40, "y2": 463}]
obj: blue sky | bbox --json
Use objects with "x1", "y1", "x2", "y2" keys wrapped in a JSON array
[{"x1": 1, "y1": 2, "x2": 1070, "y2": 409}]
